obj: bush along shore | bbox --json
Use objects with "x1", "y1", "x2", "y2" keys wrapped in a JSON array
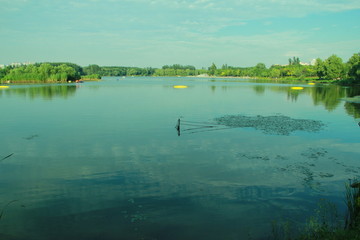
[
  {"x1": 1, "y1": 52, "x2": 359, "y2": 85},
  {"x1": 271, "y1": 180, "x2": 360, "y2": 240}
]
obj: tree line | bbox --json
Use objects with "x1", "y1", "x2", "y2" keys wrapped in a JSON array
[
  {"x1": 209, "y1": 53, "x2": 360, "y2": 84},
  {"x1": 1, "y1": 52, "x2": 359, "y2": 84},
  {"x1": 82, "y1": 53, "x2": 359, "y2": 83},
  {"x1": 0, "y1": 62, "x2": 83, "y2": 83},
  {"x1": 82, "y1": 64, "x2": 207, "y2": 77}
]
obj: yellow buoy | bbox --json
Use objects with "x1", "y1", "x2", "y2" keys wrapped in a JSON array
[
  {"x1": 173, "y1": 85, "x2": 188, "y2": 89},
  {"x1": 291, "y1": 87, "x2": 304, "y2": 90},
  {"x1": 308, "y1": 82, "x2": 315, "y2": 85},
  {"x1": 0, "y1": 86, "x2": 10, "y2": 89}
]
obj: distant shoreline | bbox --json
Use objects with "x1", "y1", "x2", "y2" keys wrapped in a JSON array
[{"x1": 1, "y1": 75, "x2": 355, "y2": 86}]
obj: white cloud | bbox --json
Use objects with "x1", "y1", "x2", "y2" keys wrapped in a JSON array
[
  {"x1": 126, "y1": 0, "x2": 360, "y2": 17},
  {"x1": 1, "y1": 0, "x2": 359, "y2": 67}
]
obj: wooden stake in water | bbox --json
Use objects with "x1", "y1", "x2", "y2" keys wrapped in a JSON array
[{"x1": 175, "y1": 118, "x2": 181, "y2": 136}]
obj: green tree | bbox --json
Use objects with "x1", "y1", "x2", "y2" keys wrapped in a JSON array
[
  {"x1": 269, "y1": 67, "x2": 281, "y2": 78},
  {"x1": 254, "y1": 63, "x2": 268, "y2": 77},
  {"x1": 0, "y1": 68, "x2": 6, "y2": 80},
  {"x1": 315, "y1": 58, "x2": 325, "y2": 79},
  {"x1": 289, "y1": 57, "x2": 300, "y2": 65},
  {"x1": 347, "y1": 53, "x2": 360, "y2": 82},
  {"x1": 58, "y1": 64, "x2": 76, "y2": 80},
  {"x1": 294, "y1": 57, "x2": 300, "y2": 65},
  {"x1": 2, "y1": 63, "x2": 80, "y2": 82},
  {"x1": 39, "y1": 63, "x2": 53, "y2": 81},
  {"x1": 0, "y1": 66, "x2": 13, "y2": 81},
  {"x1": 84, "y1": 64, "x2": 101, "y2": 75},
  {"x1": 324, "y1": 55, "x2": 345, "y2": 80},
  {"x1": 164, "y1": 68, "x2": 176, "y2": 76},
  {"x1": 208, "y1": 63, "x2": 217, "y2": 76}
]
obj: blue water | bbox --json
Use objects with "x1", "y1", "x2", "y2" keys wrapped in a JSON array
[{"x1": 0, "y1": 77, "x2": 359, "y2": 239}]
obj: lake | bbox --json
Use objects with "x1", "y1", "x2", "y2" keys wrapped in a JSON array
[{"x1": 1, "y1": 77, "x2": 360, "y2": 239}]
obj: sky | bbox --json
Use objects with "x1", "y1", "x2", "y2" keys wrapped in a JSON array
[{"x1": 0, "y1": 0, "x2": 359, "y2": 68}]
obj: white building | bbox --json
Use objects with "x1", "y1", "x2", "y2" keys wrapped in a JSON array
[{"x1": 0, "y1": 62, "x2": 33, "y2": 68}]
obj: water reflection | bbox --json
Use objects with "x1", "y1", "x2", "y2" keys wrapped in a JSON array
[
  {"x1": 344, "y1": 102, "x2": 360, "y2": 119},
  {"x1": 0, "y1": 84, "x2": 77, "y2": 100},
  {"x1": 1, "y1": 79, "x2": 359, "y2": 120},
  {"x1": 2, "y1": 131, "x2": 356, "y2": 240},
  {"x1": 251, "y1": 84, "x2": 360, "y2": 119},
  {"x1": 253, "y1": 85, "x2": 266, "y2": 95},
  {"x1": 309, "y1": 85, "x2": 360, "y2": 119},
  {"x1": 311, "y1": 85, "x2": 346, "y2": 111},
  {"x1": 1, "y1": 77, "x2": 360, "y2": 239},
  {"x1": 287, "y1": 88, "x2": 301, "y2": 101}
]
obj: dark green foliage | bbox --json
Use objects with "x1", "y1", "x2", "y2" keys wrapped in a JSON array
[
  {"x1": 81, "y1": 74, "x2": 101, "y2": 80},
  {"x1": 254, "y1": 63, "x2": 267, "y2": 77},
  {"x1": 295, "y1": 188, "x2": 360, "y2": 239},
  {"x1": 347, "y1": 53, "x2": 360, "y2": 83},
  {"x1": 100, "y1": 66, "x2": 128, "y2": 76},
  {"x1": 214, "y1": 64, "x2": 316, "y2": 79},
  {"x1": 211, "y1": 53, "x2": 359, "y2": 84},
  {"x1": 83, "y1": 65, "x2": 155, "y2": 77},
  {"x1": 299, "y1": 199, "x2": 341, "y2": 239},
  {"x1": 323, "y1": 55, "x2": 346, "y2": 80},
  {"x1": 34, "y1": 62, "x2": 83, "y2": 79},
  {"x1": 208, "y1": 63, "x2": 217, "y2": 76},
  {"x1": 345, "y1": 181, "x2": 360, "y2": 230},
  {"x1": 0, "y1": 66, "x2": 13, "y2": 80},
  {"x1": 83, "y1": 64, "x2": 101, "y2": 75},
  {"x1": 0, "y1": 68, "x2": 7, "y2": 79},
  {"x1": 271, "y1": 220, "x2": 295, "y2": 240},
  {"x1": 162, "y1": 64, "x2": 195, "y2": 70},
  {"x1": 154, "y1": 65, "x2": 202, "y2": 76},
  {"x1": 315, "y1": 58, "x2": 326, "y2": 79},
  {"x1": 2, "y1": 52, "x2": 359, "y2": 84},
  {"x1": 271, "y1": 182, "x2": 360, "y2": 240},
  {"x1": 1, "y1": 63, "x2": 81, "y2": 83},
  {"x1": 289, "y1": 56, "x2": 301, "y2": 65}
]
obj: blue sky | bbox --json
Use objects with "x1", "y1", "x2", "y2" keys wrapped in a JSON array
[{"x1": 1, "y1": 0, "x2": 359, "y2": 68}]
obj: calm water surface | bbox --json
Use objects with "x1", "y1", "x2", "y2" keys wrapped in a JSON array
[{"x1": 1, "y1": 77, "x2": 360, "y2": 239}]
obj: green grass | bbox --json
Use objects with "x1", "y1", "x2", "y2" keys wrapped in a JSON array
[{"x1": 271, "y1": 181, "x2": 360, "y2": 240}]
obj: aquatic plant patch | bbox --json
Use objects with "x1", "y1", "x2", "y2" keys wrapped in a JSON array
[{"x1": 214, "y1": 114, "x2": 326, "y2": 135}]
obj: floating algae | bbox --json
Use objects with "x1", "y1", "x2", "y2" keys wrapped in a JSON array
[{"x1": 214, "y1": 114, "x2": 325, "y2": 135}]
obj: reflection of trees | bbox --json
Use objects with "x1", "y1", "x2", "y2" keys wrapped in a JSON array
[
  {"x1": 345, "y1": 86, "x2": 360, "y2": 98},
  {"x1": 310, "y1": 85, "x2": 346, "y2": 111},
  {"x1": 344, "y1": 102, "x2": 360, "y2": 119},
  {"x1": 258, "y1": 83, "x2": 360, "y2": 119},
  {"x1": 287, "y1": 90, "x2": 300, "y2": 102},
  {"x1": 253, "y1": 85, "x2": 265, "y2": 95},
  {"x1": 266, "y1": 85, "x2": 309, "y2": 102},
  {"x1": 344, "y1": 87, "x2": 360, "y2": 119},
  {"x1": 0, "y1": 85, "x2": 77, "y2": 100},
  {"x1": 309, "y1": 85, "x2": 360, "y2": 118}
]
